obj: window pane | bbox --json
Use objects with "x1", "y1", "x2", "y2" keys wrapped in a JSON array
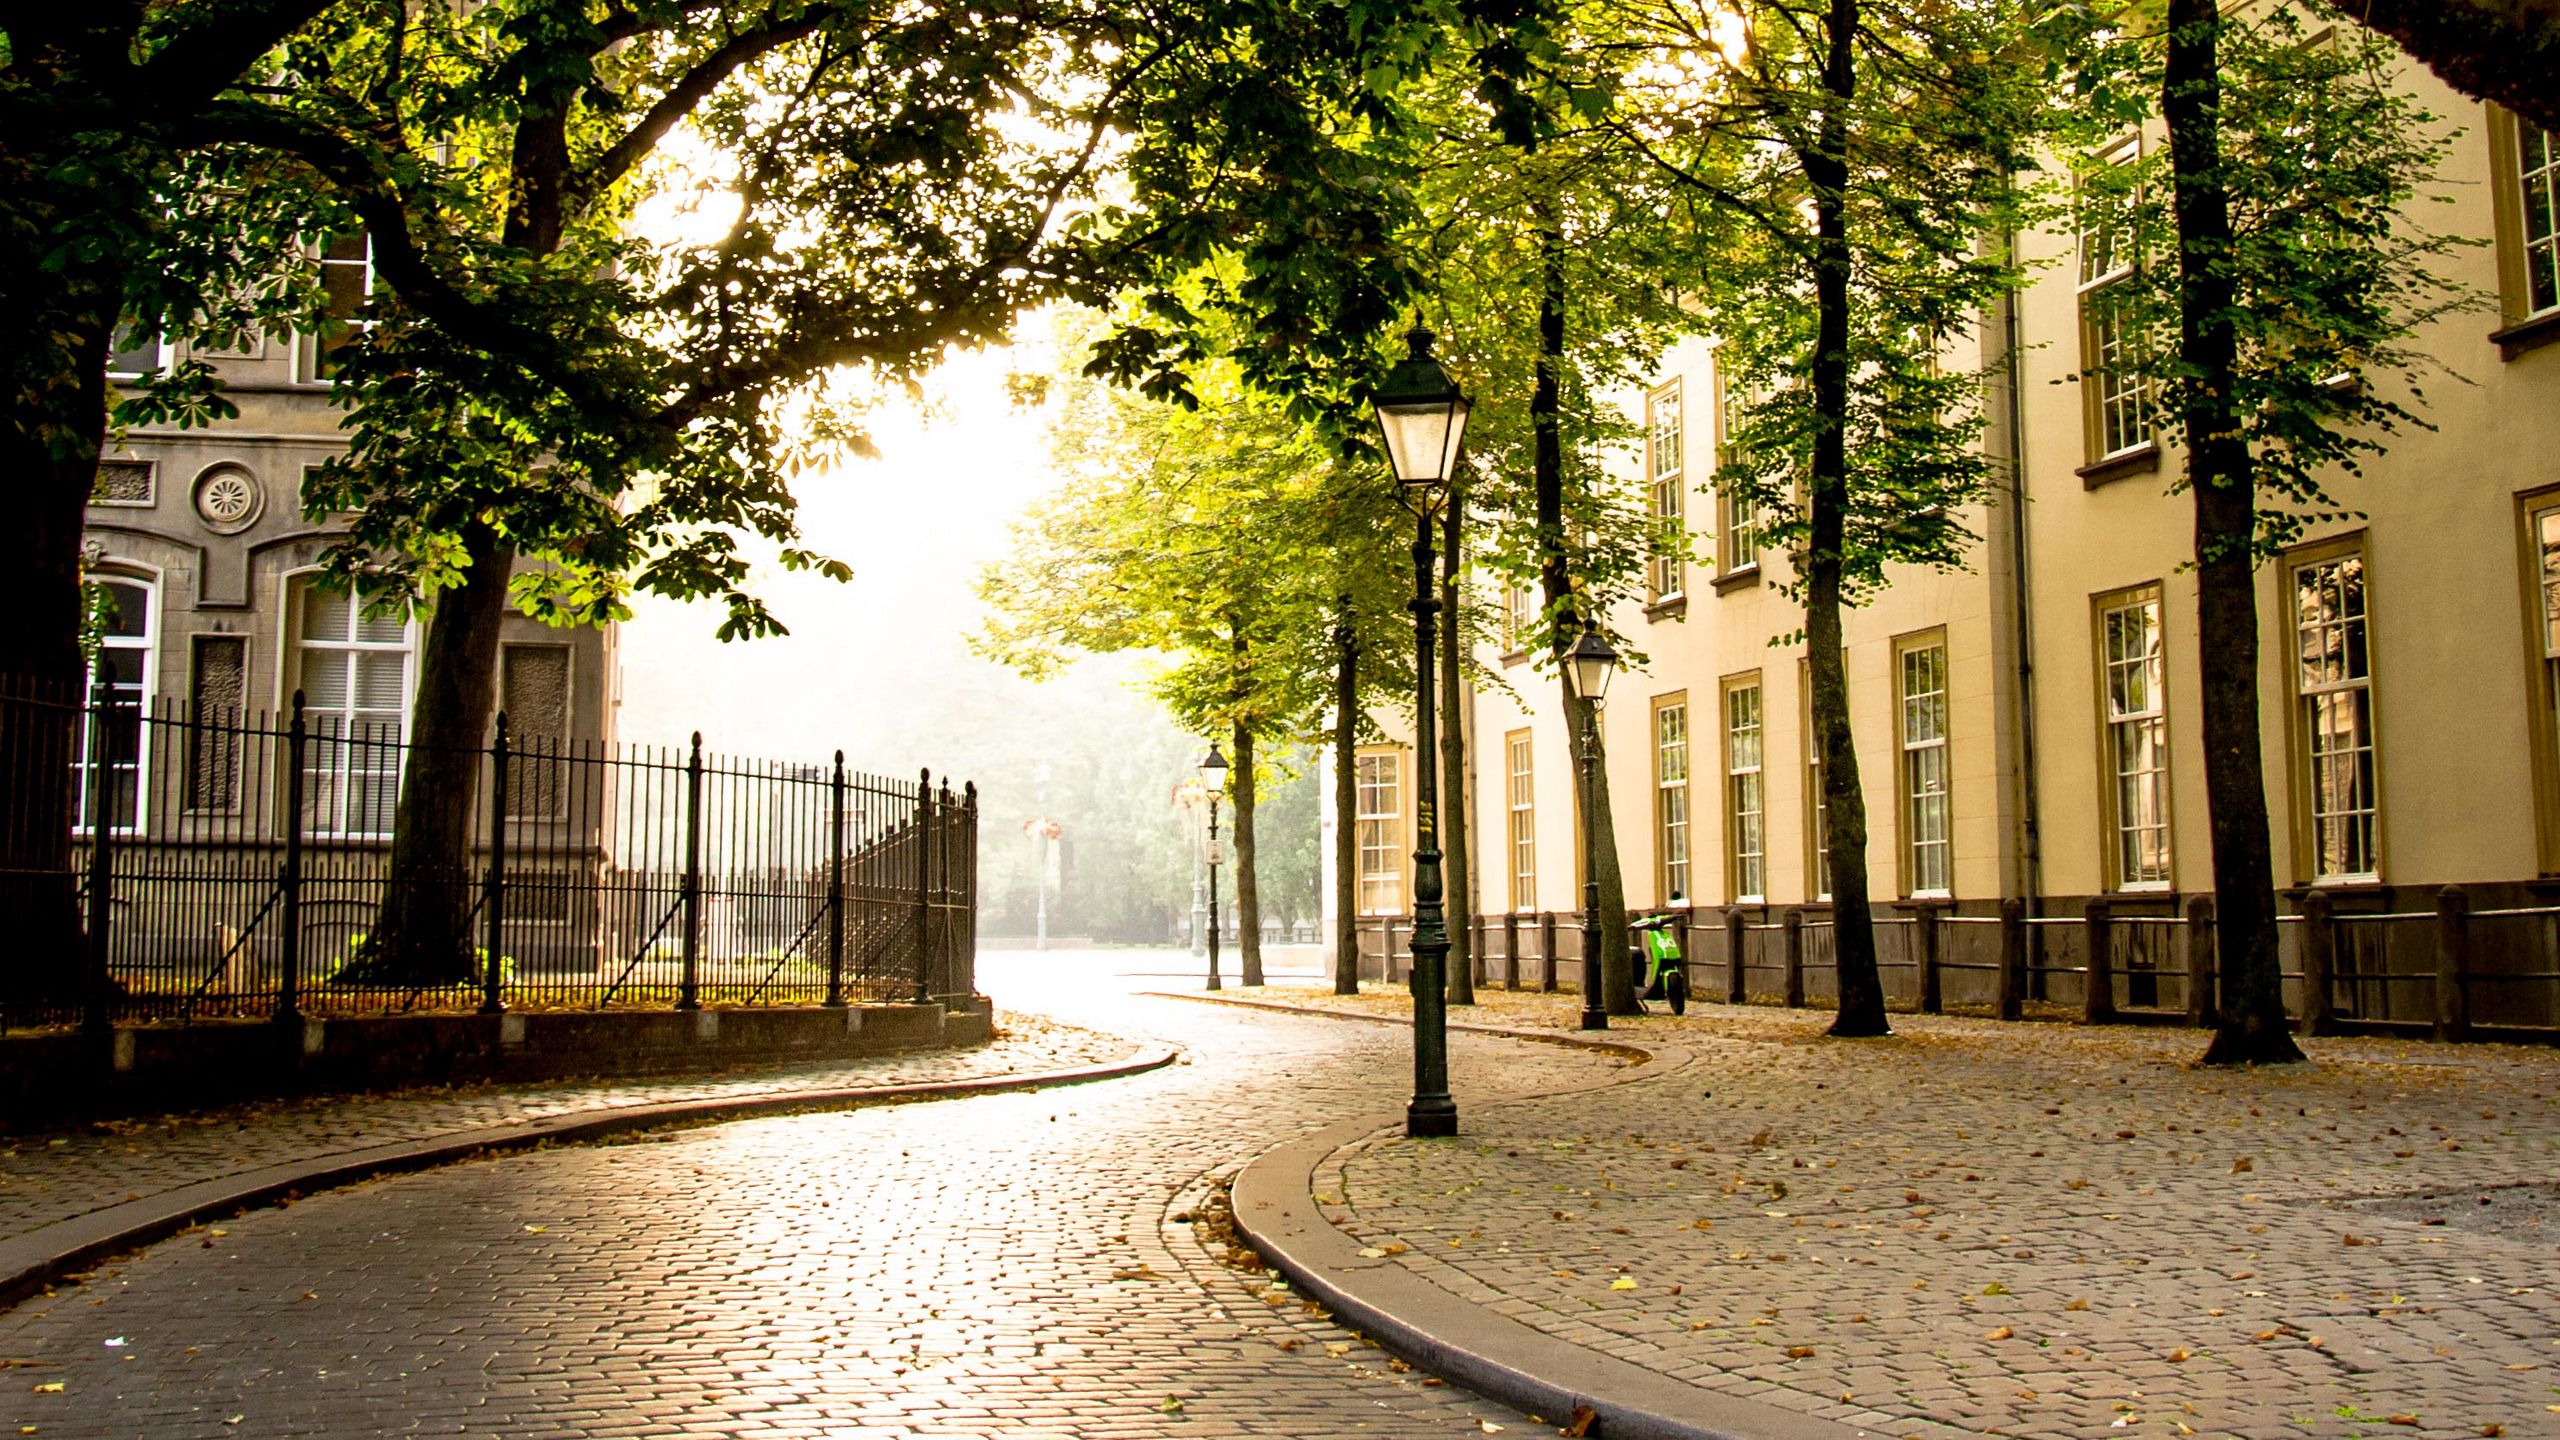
[{"x1": 108, "y1": 326, "x2": 163, "y2": 377}]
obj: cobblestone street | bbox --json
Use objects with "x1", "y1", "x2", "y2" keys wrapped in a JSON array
[
  {"x1": 1294, "y1": 987, "x2": 2560, "y2": 1440},
  {"x1": 0, "y1": 955, "x2": 1610, "y2": 1438}
]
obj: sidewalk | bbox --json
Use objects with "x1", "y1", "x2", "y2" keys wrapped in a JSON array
[
  {"x1": 1220, "y1": 985, "x2": 2560, "y2": 1440},
  {"x1": 0, "y1": 1014, "x2": 1157, "y2": 1301}
]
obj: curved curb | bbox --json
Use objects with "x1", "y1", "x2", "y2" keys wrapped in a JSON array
[
  {"x1": 1229, "y1": 1043, "x2": 1882, "y2": 1440},
  {"x1": 0, "y1": 1043, "x2": 1176, "y2": 1313},
  {"x1": 1141, "y1": 989, "x2": 1659, "y2": 1062}
]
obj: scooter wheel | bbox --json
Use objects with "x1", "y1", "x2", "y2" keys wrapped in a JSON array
[{"x1": 1667, "y1": 970, "x2": 1688, "y2": 1016}]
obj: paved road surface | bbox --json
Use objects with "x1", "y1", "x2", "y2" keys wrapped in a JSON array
[{"x1": 0, "y1": 953, "x2": 1609, "y2": 1438}]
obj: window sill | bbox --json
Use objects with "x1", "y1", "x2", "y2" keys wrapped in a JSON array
[
  {"x1": 1500, "y1": 648, "x2": 1530, "y2": 668},
  {"x1": 2077, "y1": 443, "x2": 2161, "y2": 490},
  {"x1": 1643, "y1": 595, "x2": 1687, "y2": 622},
  {"x1": 2492, "y1": 309, "x2": 2560, "y2": 362},
  {"x1": 1709, "y1": 566, "x2": 1762, "y2": 595}
]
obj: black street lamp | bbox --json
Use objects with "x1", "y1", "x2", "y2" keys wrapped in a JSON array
[
  {"x1": 1200, "y1": 744, "x2": 1229, "y2": 991},
  {"x1": 1565, "y1": 621, "x2": 1619, "y2": 1031},
  {"x1": 1372, "y1": 321, "x2": 1471, "y2": 1140}
]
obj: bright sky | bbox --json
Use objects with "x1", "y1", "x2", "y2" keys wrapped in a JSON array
[{"x1": 615, "y1": 317, "x2": 1069, "y2": 770}]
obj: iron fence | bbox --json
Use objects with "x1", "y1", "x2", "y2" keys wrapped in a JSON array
[
  {"x1": 1364, "y1": 886, "x2": 2560, "y2": 1044},
  {"x1": 1, "y1": 675, "x2": 977, "y2": 1032}
]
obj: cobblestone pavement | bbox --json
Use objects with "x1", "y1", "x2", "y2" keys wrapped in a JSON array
[
  {"x1": 0, "y1": 954, "x2": 1617, "y2": 1438},
  {"x1": 1283, "y1": 985, "x2": 2560, "y2": 1440},
  {"x1": 0, "y1": 1011, "x2": 1136, "y2": 1248}
]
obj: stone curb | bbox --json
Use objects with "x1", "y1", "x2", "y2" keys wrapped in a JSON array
[
  {"x1": 0, "y1": 1044, "x2": 1177, "y2": 1313},
  {"x1": 1207, "y1": 992, "x2": 1879, "y2": 1440}
]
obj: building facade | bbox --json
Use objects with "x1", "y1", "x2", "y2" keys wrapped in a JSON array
[{"x1": 1326, "y1": 71, "x2": 2560, "y2": 1026}]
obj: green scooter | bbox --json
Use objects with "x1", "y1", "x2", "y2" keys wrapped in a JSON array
[{"x1": 1631, "y1": 909, "x2": 1689, "y2": 1016}]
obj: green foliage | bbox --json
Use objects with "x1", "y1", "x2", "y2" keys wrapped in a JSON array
[{"x1": 2062, "y1": 2, "x2": 2481, "y2": 558}]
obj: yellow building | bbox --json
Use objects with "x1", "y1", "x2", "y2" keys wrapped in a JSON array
[{"x1": 1327, "y1": 67, "x2": 2560, "y2": 1028}]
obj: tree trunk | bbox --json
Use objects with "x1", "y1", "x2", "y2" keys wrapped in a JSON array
[
  {"x1": 352, "y1": 527, "x2": 516, "y2": 984},
  {"x1": 1233, "y1": 719, "x2": 1264, "y2": 986},
  {"x1": 2166, "y1": 0, "x2": 2306, "y2": 1065},
  {"x1": 1530, "y1": 207, "x2": 1634, "y2": 1014},
  {"x1": 1440, "y1": 483, "x2": 1475, "y2": 1005},
  {"x1": 1806, "y1": 0, "x2": 1891, "y2": 1038},
  {"x1": 0, "y1": 272, "x2": 118, "y2": 988},
  {"x1": 1332, "y1": 601, "x2": 1362, "y2": 995}
]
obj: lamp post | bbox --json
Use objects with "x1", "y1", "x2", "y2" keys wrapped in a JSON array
[
  {"x1": 1199, "y1": 744, "x2": 1229, "y2": 991},
  {"x1": 1565, "y1": 621, "x2": 1620, "y2": 1031},
  {"x1": 1371, "y1": 321, "x2": 1471, "y2": 1140}
]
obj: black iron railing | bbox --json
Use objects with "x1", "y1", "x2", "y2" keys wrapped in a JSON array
[{"x1": 0, "y1": 675, "x2": 977, "y2": 1031}]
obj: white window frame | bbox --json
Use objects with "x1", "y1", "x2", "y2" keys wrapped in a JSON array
[
  {"x1": 74, "y1": 571, "x2": 159, "y2": 837},
  {"x1": 1355, "y1": 749, "x2": 1404, "y2": 916},
  {"x1": 2100, "y1": 590, "x2": 2173, "y2": 892},
  {"x1": 2078, "y1": 138, "x2": 2152, "y2": 463},
  {"x1": 286, "y1": 571, "x2": 415, "y2": 839},
  {"x1": 1898, "y1": 637, "x2": 1952, "y2": 898},
  {"x1": 1713, "y1": 369, "x2": 1760, "y2": 577},
  {"x1": 106, "y1": 327, "x2": 171, "y2": 380},
  {"x1": 1506, "y1": 731, "x2": 1537, "y2": 913},
  {"x1": 1646, "y1": 381, "x2": 1685, "y2": 602},
  {"x1": 299, "y1": 231, "x2": 377, "y2": 385},
  {"x1": 1724, "y1": 679, "x2": 1764, "y2": 904},
  {"x1": 2522, "y1": 122, "x2": 2559, "y2": 321},
  {"x1": 1804, "y1": 683, "x2": 1831, "y2": 904},
  {"x1": 1654, "y1": 698, "x2": 1689, "y2": 904},
  {"x1": 2291, "y1": 549, "x2": 2380, "y2": 883}
]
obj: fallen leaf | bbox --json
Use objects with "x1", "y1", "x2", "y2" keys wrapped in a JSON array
[
  {"x1": 298, "y1": 1292, "x2": 318, "y2": 1302},
  {"x1": 522, "y1": 1225, "x2": 547, "y2": 1234},
  {"x1": 1313, "y1": 1192, "x2": 1341, "y2": 1206},
  {"x1": 2065, "y1": 1299, "x2": 2091, "y2": 1312},
  {"x1": 222, "y1": 1419, "x2": 243, "y2": 1429},
  {"x1": 1564, "y1": 1405, "x2": 1600, "y2": 1437},
  {"x1": 2254, "y1": 1330, "x2": 2282, "y2": 1343},
  {"x1": 1785, "y1": 1346, "x2": 1817, "y2": 1359},
  {"x1": 1324, "y1": 1343, "x2": 1350, "y2": 1357},
  {"x1": 2343, "y1": 1234, "x2": 2373, "y2": 1247},
  {"x1": 2231, "y1": 1157, "x2": 2254, "y2": 1174},
  {"x1": 1379, "y1": 1243, "x2": 1409, "y2": 1256},
  {"x1": 31, "y1": 1384, "x2": 62, "y2": 1394},
  {"x1": 1479, "y1": 1423, "x2": 1503, "y2": 1435},
  {"x1": 1156, "y1": 1396, "x2": 1185, "y2": 1415},
  {"x1": 1610, "y1": 1278, "x2": 1639, "y2": 1292},
  {"x1": 2480, "y1": 1427, "x2": 2504, "y2": 1437},
  {"x1": 2168, "y1": 1348, "x2": 2189, "y2": 1363},
  {"x1": 2386, "y1": 1417, "x2": 2418, "y2": 1427},
  {"x1": 1691, "y1": 1219, "x2": 1714, "y2": 1231},
  {"x1": 1358, "y1": 1248, "x2": 1388, "y2": 1259},
  {"x1": 1982, "y1": 1283, "x2": 2008, "y2": 1296},
  {"x1": 1274, "y1": 1338, "x2": 1300, "y2": 1352},
  {"x1": 1986, "y1": 1327, "x2": 2013, "y2": 1341}
]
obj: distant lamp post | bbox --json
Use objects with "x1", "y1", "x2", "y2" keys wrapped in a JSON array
[
  {"x1": 1372, "y1": 321, "x2": 1471, "y2": 1140},
  {"x1": 1173, "y1": 777, "x2": 1210, "y2": 956},
  {"x1": 1200, "y1": 744, "x2": 1230, "y2": 991},
  {"x1": 1564, "y1": 621, "x2": 1620, "y2": 1032}
]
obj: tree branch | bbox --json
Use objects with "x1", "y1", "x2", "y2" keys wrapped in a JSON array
[
  {"x1": 574, "y1": 12, "x2": 834, "y2": 203},
  {"x1": 136, "y1": 0, "x2": 343, "y2": 106},
  {"x1": 2344, "y1": 0, "x2": 2560, "y2": 132}
]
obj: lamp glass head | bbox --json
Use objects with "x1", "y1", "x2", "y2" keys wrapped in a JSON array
[
  {"x1": 1371, "y1": 324, "x2": 1471, "y2": 497},
  {"x1": 1199, "y1": 744, "x2": 1230, "y2": 796},
  {"x1": 1564, "y1": 624, "x2": 1620, "y2": 707}
]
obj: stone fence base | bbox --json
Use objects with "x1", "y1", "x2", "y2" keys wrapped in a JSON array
[{"x1": 0, "y1": 997, "x2": 994, "y2": 1131}]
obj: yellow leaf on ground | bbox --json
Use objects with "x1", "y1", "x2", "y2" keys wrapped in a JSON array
[
  {"x1": 1986, "y1": 1327, "x2": 2014, "y2": 1341},
  {"x1": 2065, "y1": 1299, "x2": 2091, "y2": 1312},
  {"x1": 1785, "y1": 1346, "x2": 1817, "y2": 1359},
  {"x1": 1156, "y1": 1396, "x2": 1184, "y2": 1414},
  {"x1": 1610, "y1": 1278, "x2": 1639, "y2": 1291},
  {"x1": 522, "y1": 1225, "x2": 547, "y2": 1234},
  {"x1": 2168, "y1": 1348, "x2": 2190, "y2": 1362},
  {"x1": 31, "y1": 1384, "x2": 62, "y2": 1394}
]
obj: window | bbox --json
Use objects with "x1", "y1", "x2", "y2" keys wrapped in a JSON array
[
  {"x1": 1506, "y1": 731, "x2": 1537, "y2": 912},
  {"x1": 2292, "y1": 548, "x2": 2378, "y2": 881},
  {"x1": 2522, "y1": 122, "x2": 2559, "y2": 320},
  {"x1": 1355, "y1": 749, "x2": 1403, "y2": 915},
  {"x1": 107, "y1": 325, "x2": 167, "y2": 379},
  {"x1": 2077, "y1": 139, "x2": 2151, "y2": 463},
  {"x1": 292, "y1": 576, "x2": 411, "y2": 837},
  {"x1": 2529, "y1": 496, "x2": 2560, "y2": 869},
  {"x1": 73, "y1": 577, "x2": 156, "y2": 835},
  {"x1": 1723, "y1": 679, "x2": 1764, "y2": 903},
  {"x1": 1503, "y1": 582, "x2": 1537, "y2": 654},
  {"x1": 1714, "y1": 369, "x2": 1759, "y2": 575},
  {"x1": 301, "y1": 231, "x2": 375, "y2": 382},
  {"x1": 1646, "y1": 382, "x2": 1685, "y2": 601},
  {"x1": 1653, "y1": 698, "x2": 1689, "y2": 903},
  {"x1": 1898, "y1": 636, "x2": 1951, "y2": 896},
  {"x1": 2098, "y1": 589, "x2": 2172, "y2": 890},
  {"x1": 1803, "y1": 673, "x2": 1832, "y2": 902}
]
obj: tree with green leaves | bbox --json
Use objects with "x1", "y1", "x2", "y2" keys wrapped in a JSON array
[
  {"x1": 1570, "y1": 0, "x2": 2062, "y2": 1036},
  {"x1": 978, "y1": 340, "x2": 1413, "y2": 987},
  {"x1": 2071, "y1": 0, "x2": 2472, "y2": 1064}
]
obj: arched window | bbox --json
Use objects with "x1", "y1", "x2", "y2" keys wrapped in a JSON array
[{"x1": 75, "y1": 575, "x2": 156, "y2": 834}]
